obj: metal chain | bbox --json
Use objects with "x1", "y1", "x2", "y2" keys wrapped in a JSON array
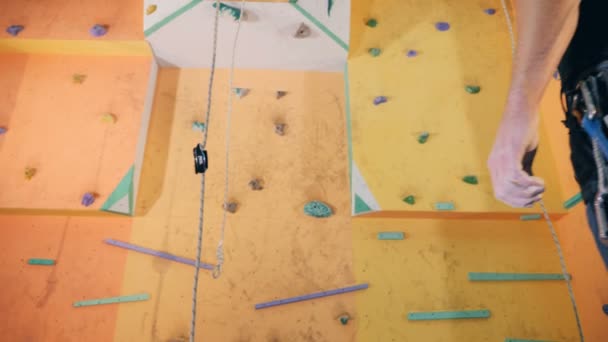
[
  {"x1": 500, "y1": 1, "x2": 585, "y2": 340},
  {"x1": 190, "y1": 0, "x2": 221, "y2": 341}
]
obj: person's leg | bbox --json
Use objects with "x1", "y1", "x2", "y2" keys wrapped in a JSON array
[{"x1": 584, "y1": 204, "x2": 608, "y2": 269}]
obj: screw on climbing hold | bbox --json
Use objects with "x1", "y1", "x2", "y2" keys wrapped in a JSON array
[
  {"x1": 553, "y1": 71, "x2": 560, "y2": 80},
  {"x1": 72, "y1": 74, "x2": 87, "y2": 84},
  {"x1": 0, "y1": 127, "x2": 7, "y2": 135},
  {"x1": 368, "y1": 48, "x2": 381, "y2": 57},
  {"x1": 192, "y1": 121, "x2": 206, "y2": 132},
  {"x1": 435, "y1": 22, "x2": 450, "y2": 31},
  {"x1": 90, "y1": 24, "x2": 108, "y2": 37},
  {"x1": 406, "y1": 50, "x2": 418, "y2": 58},
  {"x1": 28, "y1": 258, "x2": 55, "y2": 265},
  {"x1": 294, "y1": 23, "x2": 311, "y2": 38},
  {"x1": 403, "y1": 195, "x2": 416, "y2": 205},
  {"x1": 101, "y1": 113, "x2": 117, "y2": 124},
  {"x1": 234, "y1": 88, "x2": 249, "y2": 98},
  {"x1": 366, "y1": 19, "x2": 377, "y2": 27},
  {"x1": 146, "y1": 4, "x2": 157, "y2": 15},
  {"x1": 462, "y1": 175, "x2": 479, "y2": 185},
  {"x1": 337, "y1": 313, "x2": 351, "y2": 325},
  {"x1": 193, "y1": 144, "x2": 208, "y2": 174},
  {"x1": 24, "y1": 167, "x2": 37, "y2": 180},
  {"x1": 435, "y1": 202, "x2": 455, "y2": 211},
  {"x1": 248, "y1": 179, "x2": 264, "y2": 191},
  {"x1": 276, "y1": 91, "x2": 287, "y2": 100},
  {"x1": 304, "y1": 201, "x2": 333, "y2": 218},
  {"x1": 275, "y1": 123, "x2": 286, "y2": 136},
  {"x1": 223, "y1": 202, "x2": 238, "y2": 214},
  {"x1": 6, "y1": 25, "x2": 24, "y2": 36},
  {"x1": 483, "y1": 8, "x2": 496, "y2": 15},
  {"x1": 213, "y1": 2, "x2": 244, "y2": 21},
  {"x1": 81, "y1": 192, "x2": 97, "y2": 207},
  {"x1": 373, "y1": 96, "x2": 388, "y2": 105},
  {"x1": 465, "y1": 85, "x2": 481, "y2": 94},
  {"x1": 418, "y1": 131, "x2": 430, "y2": 144}
]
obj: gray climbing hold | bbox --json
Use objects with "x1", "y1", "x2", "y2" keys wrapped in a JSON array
[
  {"x1": 223, "y1": 202, "x2": 238, "y2": 213},
  {"x1": 276, "y1": 91, "x2": 287, "y2": 99},
  {"x1": 304, "y1": 201, "x2": 333, "y2": 218},
  {"x1": 294, "y1": 23, "x2": 311, "y2": 38},
  {"x1": 275, "y1": 123, "x2": 286, "y2": 136},
  {"x1": 249, "y1": 179, "x2": 264, "y2": 191}
]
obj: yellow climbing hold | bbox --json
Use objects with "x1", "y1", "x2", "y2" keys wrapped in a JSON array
[
  {"x1": 72, "y1": 74, "x2": 87, "y2": 84},
  {"x1": 146, "y1": 4, "x2": 157, "y2": 15},
  {"x1": 101, "y1": 113, "x2": 117, "y2": 124},
  {"x1": 24, "y1": 167, "x2": 36, "y2": 180}
]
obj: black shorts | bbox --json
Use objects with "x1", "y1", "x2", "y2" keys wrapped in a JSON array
[{"x1": 558, "y1": 0, "x2": 608, "y2": 203}]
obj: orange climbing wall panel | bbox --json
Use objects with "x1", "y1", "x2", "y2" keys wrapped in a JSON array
[
  {"x1": 0, "y1": 53, "x2": 152, "y2": 212},
  {"x1": 114, "y1": 68, "x2": 356, "y2": 341},
  {"x1": 347, "y1": 0, "x2": 564, "y2": 217},
  {"x1": 0, "y1": 0, "x2": 143, "y2": 40},
  {"x1": 0, "y1": 215, "x2": 131, "y2": 341}
]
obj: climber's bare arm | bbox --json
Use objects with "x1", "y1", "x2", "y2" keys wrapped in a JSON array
[{"x1": 488, "y1": 0, "x2": 580, "y2": 208}]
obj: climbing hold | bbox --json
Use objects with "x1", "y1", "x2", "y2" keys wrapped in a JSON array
[
  {"x1": 294, "y1": 23, "x2": 311, "y2": 38},
  {"x1": 6, "y1": 25, "x2": 24, "y2": 36},
  {"x1": 28, "y1": 258, "x2": 55, "y2": 265},
  {"x1": 553, "y1": 71, "x2": 560, "y2": 80},
  {"x1": 603, "y1": 304, "x2": 608, "y2": 316},
  {"x1": 256, "y1": 284, "x2": 368, "y2": 309},
  {"x1": 465, "y1": 85, "x2": 481, "y2": 94},
  {"x1": 435, "y1": 22, "x2": 450, "y2": 31},
  {"x1": 484, "y1": 8, "x2": 496, "y2": 15},
  {"x1": 234, "y1": 88, "x2": 249, "y2": 98},
  {"x1": 373, "y1": 96, "x2": 388, "y2": 105},
  {"x1": 24, "y1": 167, "x2": 36, "y2": 180},
  {"x1": 73, "y1": 293, "x2": 150, "y2": 307},
  {"x1": 406, "y1": 49, "x2": 418, "y2": 58},
  {"x1": 462, "y1": 175, "x2": 479, "y2": 185},
  {"x1": 223, "y1": 202, "x2": 238, "y2": 214},
  {"x1": 435, "y1": 202, "x2": 455, "y2": 211},
  {"x1": 328, "y1": 0, "x2": 334, "y2": 16},
  {"x1": 0, "y1": 127, "x2": 7, "y2": 135},
  {"x1": 403, "y1": 195, "x2": 416, "y2": 205},
  {"x1": 90, "y1": 24, "x2": 108, "y2": 37},
  {"x1": 101, "y1": 113, "x2": 117, "y2": 124},
  {"x1": 338, "y1": 313, "x2": 350, "y2": 325},
  {"x1": 520, "y1": 214, "x2": 542, "y2": 221},
  {"x1": 418, "y1": 131, "x2": 430, "y2": 144},
  {"x1": 248, "y1": 179, "x2": 264, "y2": 191},
  {"x1": 192, "y1": 121, "x2": 206, "y2": 132},
  {"x1": 564, "y1": 192, "x2": 583, "y2": 209},
  {"x1": 146, "y1": 4, "x2": 157, "y2": 15},
  {"x1": 72, "y1": 74, "x2": 87, "y2": 84},
  {"x1": 276, "y1": 91, "x2": 287, "y2": 99},
  {"x1": 408, "y1": 309, "x2": 490, "y2": 321},
  {"x1": 378, "y1": 232, "x2": 405, "y2": 240},
  {"x1": 213, "y1": 2, "x2": 244, "y2": 21},
  {"x1": 274, "y1": 123, "x2": 286, "y2": 136},
  {"x1": 304, "y1": 201, "x2": 333, "y2": 218},
  {"x1": 369, "y1": 48, "x2": 381, "y2": 57},
  {"x1": 81, "y1": 192, "x2": 97, "y2": 207},
  {"x1": 366, "y1": 19, "x2": 377, "y2": 27}
]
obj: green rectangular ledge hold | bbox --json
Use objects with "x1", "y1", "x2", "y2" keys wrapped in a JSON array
[
  {"x1": 378, "y1": 232, "x2": 405, "y2": 240},
  {"x1": 73, "y1": 293, "x2": 150, "y2": 308},
  {"x1": 408, "y1": 309, "x2": 490, "y2": 321},
  {"x1": 28, "y1": 258, "x2": 55, "y2": 265},
  {"x1": 564, "y1": 192, "x2": 583, "y2": 209},
  {"x1": 520, "y1": 214, "x2": 542, "y2": 221},
  {"x1": 468, "y1": 273, "x2": 571, "y2": 281},
  {"x1": 435, "y1": 202, "x2": 454, "y2": 211}
]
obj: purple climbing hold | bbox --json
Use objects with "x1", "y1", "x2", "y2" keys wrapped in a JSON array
[
  {"x1": 374, "y1": 96, "x2": 388, "y2": 105},
  {"x1": 89, "y1": 24, "x2": 108, "y2": 37},
  {"x1": 0, "y1": 127, "x2": 7, "y2": 135},
  {"x1": 81, "y1": 192, "x2": 97, "y2": 207},
  {"x1": 435, "y1": 22, "x2": 450, "y2": 31},
  {"x1": 553, "y1": 71, "x2": 560, "y2": 80},
  {"x1": 406, "y1": 50, "x2": 418, "y2": 58},
  {"x1": 6, "y1": 25, "x2": 24, "y2": 36},
  {"x1": 484, "y1": 8, "x2": 496, "y2": 15}
]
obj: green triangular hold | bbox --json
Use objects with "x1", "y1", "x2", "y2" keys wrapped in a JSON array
[
  {"x1": 354, "y1": 194, "x2": 372, "y2": 214},
  {"x1": 101, "y1": 165, "x2": 134, "y2": 215}
]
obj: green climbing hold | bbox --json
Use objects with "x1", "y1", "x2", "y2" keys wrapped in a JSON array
[
  {"x1": 212, "y1": 2, "x2": 243, "y2": 21},
  {"x1": 28, "y1": 258, "x2": 55, "y2": 265},
  {"x1": 369, "y1": 48, "x2": 381, "y2": 57},
  {"x1": 403, "y1": 195, "x2": 416, "y2": 205},
  {"x1": 366, "y1": 19, "x2": 377, "y2": 27},
  {"x1": 192, "y1": 121, "x2": 206, "y2": 132},
  {"x1": 462, "y1": 175, "x2": 478, "y2": 185},
  {"x1": 338, "y1": 314, "x2": 350, "y2": 325},
  {"x1": 418, "y1": 131, "x2": 430, "y2": 144},
  {"x1": 465, "y1": 85, "x2": 481, "y2": 94},
  {"x1": 304, "y1": 201, "x2": 333, "y2": 218}
]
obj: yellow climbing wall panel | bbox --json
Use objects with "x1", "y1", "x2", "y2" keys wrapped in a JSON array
[
  {"x1": 348, "y1": 0, "x2": 564, "y2": 216},
  {"x1": 114, "y1": 69, "x2": 357, "y2": 341}
]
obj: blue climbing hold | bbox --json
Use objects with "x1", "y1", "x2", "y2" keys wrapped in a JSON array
[
  {"x1": 304, "y1": 201, "x2": 333, "y2": 218},
  {"x1": 603, "y1": 304, "x2": 608, "y2": 315},
  {"x1": 484, "y1": 8, "x2": 496, "y2": 15},
  {"x1": 90, "y1": 24, "x2": 108, "y2": 37},
  {"x1": 6, "y1": 25, "x2": 24, "y2": 36},
  {"x1": 374, "y1": 96, "x2": 388, "y2": 105},
  {"x1": 406, "y1": 50, "x2": 418, "y2": 58},
  {"x1": 435, "y1": 22, "x2": 450, "y2": 31},
  {"x1": 81, "y1": 192, "x2": 96, "y2": 207},
  {"x1": 0, "y1": 127, "x2": 7, "y2": 135}
]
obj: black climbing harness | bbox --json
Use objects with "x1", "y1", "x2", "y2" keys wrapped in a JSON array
[{"x1": 193, "y1": 144, "x2": 208, "y2": 174}]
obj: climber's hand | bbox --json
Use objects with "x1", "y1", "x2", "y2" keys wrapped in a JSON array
[{"x1": 488, "y1": 109, "x2": 545, "y2": 208}]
